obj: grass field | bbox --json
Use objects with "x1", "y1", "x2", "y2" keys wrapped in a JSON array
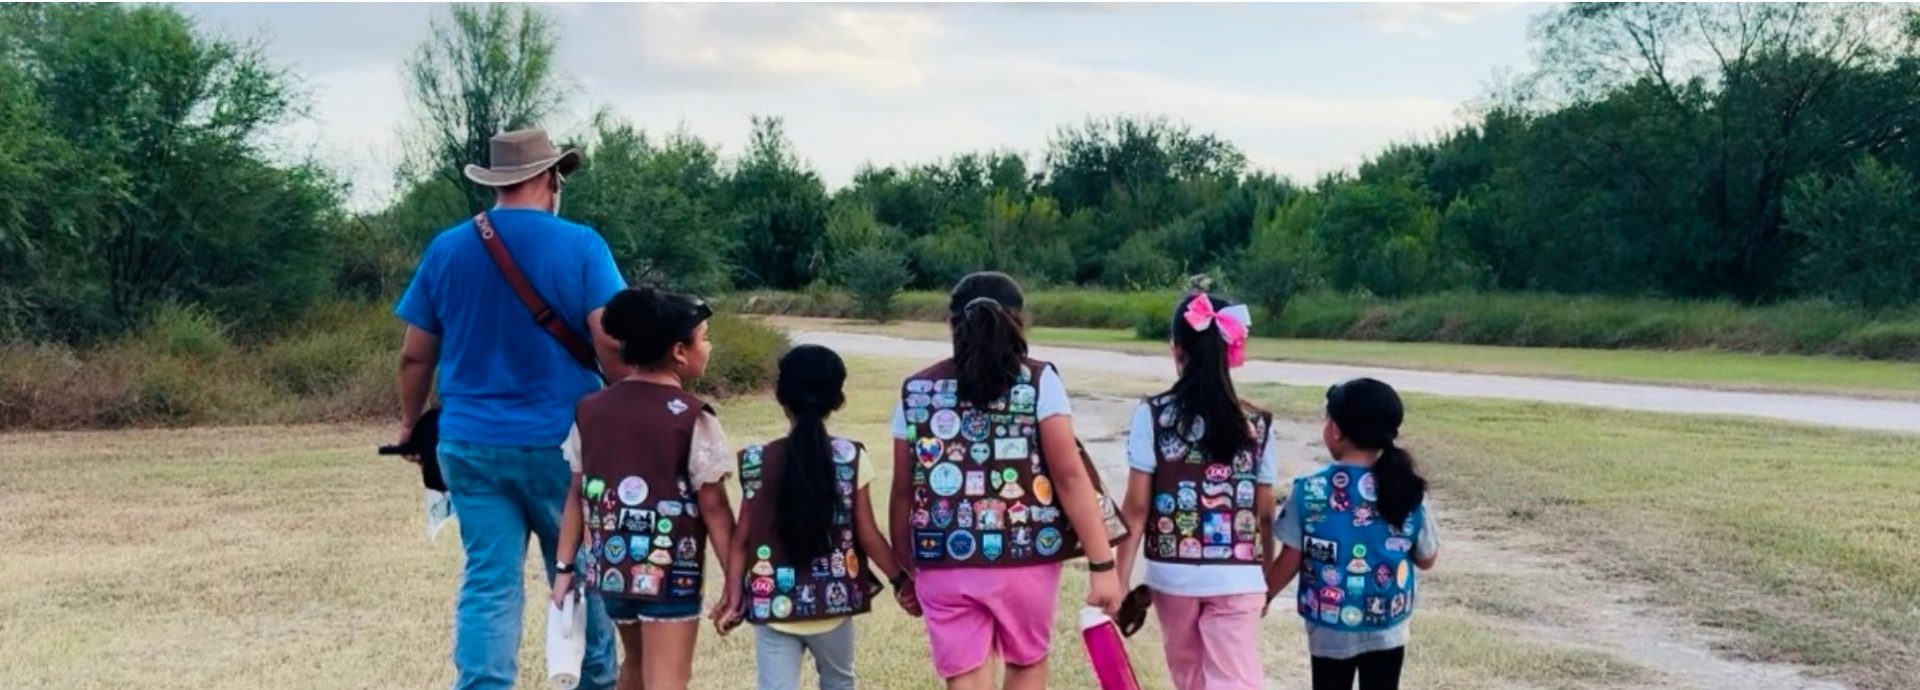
[
  {"x1": 774, "y1": 316, "x2": 1920, "y2": 401},
  {"x1": 5, "y1": 356, "x2": 1915, "y2": 689}
]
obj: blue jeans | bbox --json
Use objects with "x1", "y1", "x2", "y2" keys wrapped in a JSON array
[{"x1": 440, "y1": 440, "x2": 618, "y2": 690}]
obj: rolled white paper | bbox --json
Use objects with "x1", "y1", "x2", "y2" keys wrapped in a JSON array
[{"x1": 546, "y1": 591, "x2": 586, "y2": 690}]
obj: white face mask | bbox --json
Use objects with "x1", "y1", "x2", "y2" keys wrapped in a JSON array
[{"x1": 550, "y1": 172, "x2": 565, "y2": 215}]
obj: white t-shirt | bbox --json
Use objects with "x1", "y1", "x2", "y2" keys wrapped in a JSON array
[
  {"x1": 889, "y1": 366, "x2": 1072, "y2": 440},
  {"x1": 563, "y1": 410, "x2": 733, "y2": 487},
  {"x1": 1125, "y1": 400, "x2": 1280, "y2": 597}
]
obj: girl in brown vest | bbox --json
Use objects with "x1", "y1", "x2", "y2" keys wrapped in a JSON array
[
  {"x1": 716, "y1": 344, "x2": 915, "y2": 690},
  {"x1": 888, "y1": 271, "x2": 1124, "y2": 690},
  {"x1": 1115, "y1": 290, "x2": 1276, "y2": 690},
  {"x1": 553, "y1": 286, "x2": 738, "y2": 690}
]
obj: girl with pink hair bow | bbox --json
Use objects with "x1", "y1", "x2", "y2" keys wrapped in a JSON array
[{"x1": 1113, "y1": 289, "x2": 1277, "y2": 690}]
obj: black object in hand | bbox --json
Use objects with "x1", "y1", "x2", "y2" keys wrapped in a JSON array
[{"x1": 377, "y1": 408, "x2": 445, "y2": 491}]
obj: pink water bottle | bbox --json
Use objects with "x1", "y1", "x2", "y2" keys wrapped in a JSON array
[{"x1": 1079, "y1": 607, "x2": 1143, "y2": 690}]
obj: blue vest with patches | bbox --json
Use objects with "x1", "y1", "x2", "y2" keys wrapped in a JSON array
[{"x1": 1291, "y1": 464, "x2": 1423, "y2": 632}]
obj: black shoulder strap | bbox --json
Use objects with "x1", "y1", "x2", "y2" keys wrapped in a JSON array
[{"x1": 472, "y1": 213, "x2": 604, "y2": 381}]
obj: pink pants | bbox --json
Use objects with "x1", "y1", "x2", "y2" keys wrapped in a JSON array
[{"x1": 1153, "y1": 591, "x2": 1266, "y2": 690}]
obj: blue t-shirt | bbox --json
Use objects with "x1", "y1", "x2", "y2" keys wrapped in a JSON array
[{"x1": 395, "y1": 208, "x2": 626, "y2": 447}]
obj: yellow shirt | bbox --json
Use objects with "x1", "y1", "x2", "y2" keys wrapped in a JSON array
[{"x1": 768, "y1": 447, "x2": 877, "y2": 637}]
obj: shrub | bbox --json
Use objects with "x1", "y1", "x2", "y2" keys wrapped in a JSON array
[
  {"x1": 835, "y1": 244, "x2": 913, "y2": 322},
  {"x1": 693, "y1": 314, "x2": 789, "y2": 398},
  {"x1": 143, "y1": 303, "x2": 233, "y2": 361}
]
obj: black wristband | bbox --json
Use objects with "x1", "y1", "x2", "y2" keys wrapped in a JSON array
[
  {"x1": 1088, "y1": 559, "x2": 1116, "y2": 573},
  {"x1": 889, "y1": 571, "x2": 912, "y2": 589},
  {"x1": 555, "y1": 560, "x2": 576, "y2": 575}
]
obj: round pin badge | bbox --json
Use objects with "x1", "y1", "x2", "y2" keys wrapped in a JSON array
[
  {"x1": 617, "y1": 476, "x2": 649, "y2": 506},
  {"x1": 946, "y1": 531, "x2": 977, "y2": 560},
  {"x1": 1357, "y1": 473, "x2": 1377, "y2": 501},
  {"x1": 1330, "y1": 472, "x2": 1350, "y2": 490},
  {"x1": 928, "y1": 463, "x2": 963, "y2": 496},
  {"x1": 930, "y1": 409, "x2": 962, "y2": 439},
  {"x1": 757, "y1": 545, "x2": 773, "y2": 560},
  {"x1": 771, "y1": 595, "x2": 793, "y2": 619},
  {"x1": 1154, "y1": 493, "x2": 1177, "y2": 515}
]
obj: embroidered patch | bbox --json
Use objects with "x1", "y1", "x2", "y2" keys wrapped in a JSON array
[{"x1": 928, "y1": 462, "x2": 963, "y2": 496}]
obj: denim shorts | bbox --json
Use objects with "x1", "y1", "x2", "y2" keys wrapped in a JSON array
[{"x1": 603, "y1": 595, "x2": 703, "y2": 624}]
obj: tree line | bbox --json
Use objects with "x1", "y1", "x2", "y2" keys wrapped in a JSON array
[{"x1": 5, "y1": 3, "x2": 1920, "y2": 346}]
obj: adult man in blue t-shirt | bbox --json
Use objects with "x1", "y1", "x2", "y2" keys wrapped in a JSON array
[{"x1": 395, "y1": 129, "x2": 625, "y2": 690}]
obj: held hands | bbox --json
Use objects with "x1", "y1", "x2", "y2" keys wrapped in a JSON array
[
  {"x1": 710, "y1": 591, "x2": 744, "y2": 636},
  {"x1": 1086, "y1": 569, "x2": 1124, "y2": 617},
  {"x1": 893, "y1": 578, "x2": 923, "y2": 618}
]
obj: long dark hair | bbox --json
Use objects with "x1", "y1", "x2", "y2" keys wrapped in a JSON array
[
  {"x1": 948, "y1": 272, "x2": 1028, "y2": 408},
  {"x1": 774, "y1": 345, "x2": 848, "y2": 564},
  {"x1": 1169, "y1": 292, "x2": 1255, "y2": 461},
  {"x1": 1326, "y1": 378, "x2": 1427, "y2": 528},
  {"x1": 602, "y1": 285, "x2": 711, "y2": 367}
]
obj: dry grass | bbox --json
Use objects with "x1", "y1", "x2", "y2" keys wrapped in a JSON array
[{"x1": 22, "y1": 355, "x2": 1913, "y2": 689}]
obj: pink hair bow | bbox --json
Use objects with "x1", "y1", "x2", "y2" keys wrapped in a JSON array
[{"x1": 1183, "y1": 298, "x2": 1253, "y2": 367}]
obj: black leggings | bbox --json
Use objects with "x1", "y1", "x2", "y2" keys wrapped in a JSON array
[{"x1": 1311, "y1": 647, "x2": 1405, "y2": 690}]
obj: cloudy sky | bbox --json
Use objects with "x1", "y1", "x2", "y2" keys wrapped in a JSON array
[{"x1": 183, "y1": 3, "x2": 1543, "y2": 210}]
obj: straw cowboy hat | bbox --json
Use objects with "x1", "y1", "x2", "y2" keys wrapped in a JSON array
[{"x1": 462, "y1": 128, "x2": 582, "y2": 187}]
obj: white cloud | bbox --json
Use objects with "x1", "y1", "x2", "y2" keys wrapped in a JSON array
[
  {"x1": 1350, "y1": 3, "x2": 1523, "y2": 38},
  {"x1": 602, "y1": 4, "x2": 943, "y2": 92}
]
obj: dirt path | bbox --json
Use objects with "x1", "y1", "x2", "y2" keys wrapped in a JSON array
[
  {"x1": 1066, "y1": 392, "x2": 1852, "y2": 690},
  {"x1": 791, "y1": 330, "x2": 1920, "y2": 435}
]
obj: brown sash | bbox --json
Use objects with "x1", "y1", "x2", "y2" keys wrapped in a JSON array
[{"x1": 472, "y1": 212, "x2": 601, "y2": 378}]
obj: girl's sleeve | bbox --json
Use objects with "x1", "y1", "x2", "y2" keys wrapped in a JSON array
[
  {"x1": 1256, "y1": 422, "x2": 1281, "y2": 485},
  {"x1": 562, "y1": 423, "x2": 583, "y2": 473},
  {"x1": 1036, "y1": 366, "x2": 1072, "y2": 420},
  {"x1": 689, "y1": 411, "x2": 733, "y2": 486},
  {"x1": 1125, "y1": 402, "x2": 1156, "y2": 473},
  {"x1": 1274, "y1": 489, "x2": 1305, "y2": 549},
  {"x1": 1415, "y1": 505, "x2": 1441, "y2": 558},
  {"x1": 890, "y1": 401, "x2": 910, "y2": 440}
]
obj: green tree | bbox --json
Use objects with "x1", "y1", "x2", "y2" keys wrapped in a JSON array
[
  {"x1": 726, "y1": 116, "x2": 829, "y2": 288},
  {"x1": 0, "y1": 4, "x2": 342, "y2": 340},
  {"x1": 403, "y1": 3, "x2": 566, "y2": 215},
  {"x1": 1786, "y1": 156, "x2": 1920, "y2": 308},
  {"x1": 823, "y1": 201, "x2": 910, "y2": 320},
  {"x1": 567, "y1": 116, "x2": 730, "y2": 292},
  {"x1": 1236, "y1": 193, "x2": 1320, "y2": 321}
]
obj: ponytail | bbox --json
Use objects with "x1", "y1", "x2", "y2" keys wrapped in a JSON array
[
  {"x1": 773, "y1": 345, "x2": 848, "y2": 565},
  {"x1": 1170, "y1": 293, "x2": 1254, "y2": 461},
  {"x1": 949, "y1": 272, "x2": 1028, "y2": 408},
  {"x1": 1371, "y1": 441, "x2": 1426, "y2": 529},
  {"x1": 1327, "y1": 378, "x2": 1426, "y2": 529}
]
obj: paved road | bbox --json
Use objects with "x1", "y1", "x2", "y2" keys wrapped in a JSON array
[{"x1": 790, "y1": 330, "x2": 1920, "y2": 435}]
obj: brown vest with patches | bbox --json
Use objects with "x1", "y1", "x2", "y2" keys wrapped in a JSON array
[
  {"x1": 1144, "y1": 395, "x2": 1272, "y2": 566},
  {"x1": 736, "y1": 438, "x2": 880, "y2": 624},
  {"x1": 576, "y1": 381, "x2": 711, "y2": 602},
  {"x1": 899, "y1": 359, "x2": 1080, "y2": 569}
]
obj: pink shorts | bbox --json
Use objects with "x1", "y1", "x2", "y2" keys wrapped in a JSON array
[{"x1": 914, "y1": 562, "x2": 1065, "y2": 678}]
